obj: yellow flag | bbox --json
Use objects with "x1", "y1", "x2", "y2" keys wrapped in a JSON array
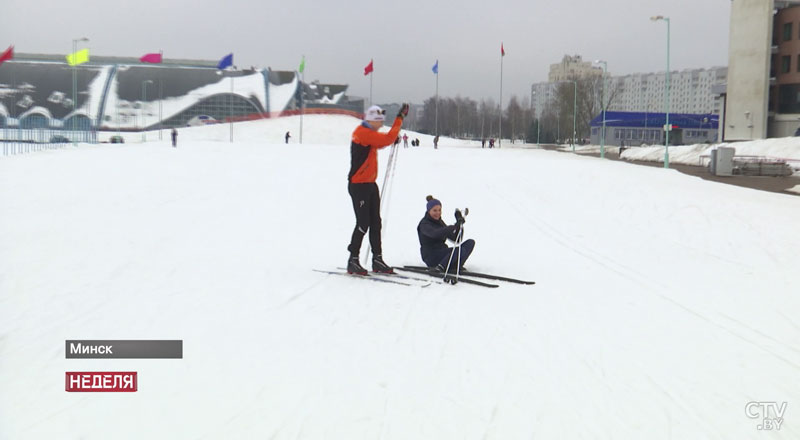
[{"x1": 66, "y1": 48, "x2": 90, "y2": 66}]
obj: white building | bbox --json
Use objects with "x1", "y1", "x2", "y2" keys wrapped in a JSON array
[
  {"x1": 531, "y1": 60, "x2": 726, "y2": 119},
  {"x1": 548, "y1": 55, "x2": 603, "y2": 83},
  {"x1": 607, "y1": 68, "x2": 727, "y2": 114}
]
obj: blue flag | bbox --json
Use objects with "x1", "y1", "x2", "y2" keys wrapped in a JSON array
[
  {"x1": 217, "y1": 53, "x2": 233, "y2": 70},
  {"x1": 432, "y1": 60, "x2": 438, "y2": 74}
]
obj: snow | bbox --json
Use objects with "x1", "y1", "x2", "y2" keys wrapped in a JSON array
[
  {"x1": 105, "y1": 68, "x2": 272, "y2": 130},
  {"x1": 2, "y1": 115, "x2": 799, "y2": 439},
  {"x1": 616, "y1": 137, "x2": 800, "y2": 170},
  {"x1": 17, "y1": 105, "x2": 53, "y2": 121},
  {"x1": 64, "y1": 65, "x2": 112, "y2": 122},
  {"x1": 269, "y1": 75, "x2": 298, "y2": 114}
]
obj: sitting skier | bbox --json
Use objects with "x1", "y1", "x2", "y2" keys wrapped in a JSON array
[{"x1": 417, "y1": 195, "x2": 475, "y2": 273}]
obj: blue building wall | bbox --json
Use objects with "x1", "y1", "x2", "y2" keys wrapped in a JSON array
[{"x1": 590, "y1": 111, "x2": 719, "y2": 146}]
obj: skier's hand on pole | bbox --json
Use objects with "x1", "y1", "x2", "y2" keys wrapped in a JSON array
[
  {"x1": 397, "y1": 103, "x2": 409, "y2": 120},
  {"x1": 455, "y1": 209, "x2": 466, "y2": 225}
]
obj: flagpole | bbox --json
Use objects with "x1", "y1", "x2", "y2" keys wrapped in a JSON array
[
  {"x1": 435, "y1": 67, "x2": 439, "y2": 137},
  {"x1": 369, "y1": 72, "x2": 373, "y2": 106},
  {"x1": 158, "y1": 50, "x2": 163, "y2": 141},
  {"x1": 230, "y1": 73, "x2": 234, "y2": 143},
  {"x1": 72, "y1": 39, "x2": 77, "y2": 146},
  {"x1": 299, "y1": 58, "x2": 304, "y2": 144},
  {"x1": 499, "y1": 46, "x2": 503, "y2": 148}
]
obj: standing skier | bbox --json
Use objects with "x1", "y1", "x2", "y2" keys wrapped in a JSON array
[
  {"x1": 171, "y1": 128, "x2": 178, "y2": 148},
  {"x1": 346, "y1": 104, "x2": 409, "y2": 275},
  {"x1": 285, "y1": 131, "x2": 291, "y2": 144},
  {"x1": 417, "y1": 195, "x2": 475, "y2": 273}
]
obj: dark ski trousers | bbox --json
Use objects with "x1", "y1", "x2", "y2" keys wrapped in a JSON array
[
  {"x1": 347, "y1": 182, "x2": 382, "y2": 258},
  {"x1": 424, "y1": 239, "x2": 475, "y2": 270}
]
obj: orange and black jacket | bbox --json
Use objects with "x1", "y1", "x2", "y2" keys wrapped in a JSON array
[{"x1": 348, "y1": 117, "x2": 403, "y2": 183}]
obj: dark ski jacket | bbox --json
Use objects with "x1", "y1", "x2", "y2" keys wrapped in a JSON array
[{"x1": 417, "y1": 212, "x2": 461, "y2": 263}]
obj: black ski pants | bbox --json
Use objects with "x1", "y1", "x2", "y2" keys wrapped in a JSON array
[{"x1": 347, "y1": 182, "x2": 382, "y2": 258}]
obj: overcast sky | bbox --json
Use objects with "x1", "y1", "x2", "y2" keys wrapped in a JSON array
[{"x1": 1, "y1": 0, "x2": 731, "y2": 105}]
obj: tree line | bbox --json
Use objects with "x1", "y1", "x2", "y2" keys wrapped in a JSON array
[{"x1": 417, "y1": 76, "x2": 618, "y2": 144}]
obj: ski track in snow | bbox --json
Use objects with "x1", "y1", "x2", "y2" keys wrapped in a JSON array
[{"x1": 1, "y1": 116, "x2": 799, "y2": 439}]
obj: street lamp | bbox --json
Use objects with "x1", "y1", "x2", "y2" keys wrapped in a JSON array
[
  {"x1": 594, "y1": 60, "x2": 608, "y2": 158},
  {"x1": 564, "y1": 80, "x2": 578, "y2": 152},
  {"x1": 651, "y1": 15, "x2": 671, "y2": 168},
  {"x1": 72, "y1": 37, "x2": 89, "y2": 145},
  {"x1": 141, "y1": 80, "x2": 153, "y2": 142},
  {"x1": 216, "y1": 67, "x2": 237, "y2": 142},
  {"x1": 532, "y1": 90, "x2": 540, "y2": 147}
]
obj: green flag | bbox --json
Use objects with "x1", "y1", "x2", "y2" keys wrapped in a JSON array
[{"x1": 298, "y1": 56, "x2": 305, "y2": 74}]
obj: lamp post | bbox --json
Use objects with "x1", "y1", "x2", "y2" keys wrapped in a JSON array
[
  {"x1": 594, "y1": 60, "x2": 608, "y2": 158},
  {"x1": 230, "y1": 72, "x2": 234, "y2": 143},
  {"x1": 72, "y1": 37, "x2": 89, "y2": 145},
  {"x1": 571, "y1": 80, "x2": 577, "y2": 152},
  {"x1": 537, "y1": 118, "x2": 540, "y2": 147},
  {"x1": 532, "y1": 90, "x2": 541, "y2": 147},
  {"x1": 651, "y1": 15, "x2": 671, "y2": 168},
  {"x1": 557, "y1": 80, "x2": 578, "y2": 152},
  {"x1": 141, "y1": 80, "x2": 153, "y2": 142},
  {"x1": 216, "y1": 67, "x2": 237, "y2": 142}
]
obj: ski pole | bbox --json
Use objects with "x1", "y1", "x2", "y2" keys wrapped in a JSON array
[
  {"x1": 443, "y1": 208, "x2": 468, "y2": 282},
  {"x1": 365, "y1": 142, "x2": 400, "y2": 265}
]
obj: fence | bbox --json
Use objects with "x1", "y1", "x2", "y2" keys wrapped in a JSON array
[{"x1": 1, "y1": 120, "x2": 97, "y2": 156}]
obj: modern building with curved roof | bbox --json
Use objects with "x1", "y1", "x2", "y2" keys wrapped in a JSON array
[{"x1": 0, "y1": 53, "x2": 362, "y2": 141}]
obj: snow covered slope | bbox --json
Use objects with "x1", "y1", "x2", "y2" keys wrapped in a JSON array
[{"x1": 1, "y1": 115, "x2": 798, "y2": 439}]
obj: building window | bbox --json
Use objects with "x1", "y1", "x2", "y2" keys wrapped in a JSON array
[
  {"x1": 785, "y1": 22, "x2": 793, "y2": 42},
  {"x1": 777, "y1": 84, "x2": 800, "y2": 113},
  {"x1": 782, "y1": 55, "x2": 792, "y2": 74}
]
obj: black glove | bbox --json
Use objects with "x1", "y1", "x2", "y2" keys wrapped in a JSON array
[
  {"x1": 454, "y1": 209, "x2": 465, "y2": 225},
  {"x1": 397, "y1": 103, "x2": 409, "y2": 119}
]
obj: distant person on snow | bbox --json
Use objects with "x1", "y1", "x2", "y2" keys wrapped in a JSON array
[
  {"x1": 171, "y1": 128, "x2": 178, "y2": 148},
  {"x1": 417, "y1": 195, "x2": 475, "y2": 273},
  {"x1": 433, "y1": 135, "x2": 439, "y2": 149},
  {"x1": 285, "y1": 131, "x2": 291, "y2": 144},
  {"x1": 346, "y1": 103, "x2": 409, "y2": 275},
  {"x1": 402, "y1": 133, "x2": 409, "y2": 148}
]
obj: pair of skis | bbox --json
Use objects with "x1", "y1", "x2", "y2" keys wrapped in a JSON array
[
  {"x1": 313, "y1": 269, "x2": 436, "y2": 287},
  {"x1": 396, "y1": 266, "x2": 535, "y2": 288},
  {"x1": 313, "y1": 266, "x2": 534, "y2": 289}
]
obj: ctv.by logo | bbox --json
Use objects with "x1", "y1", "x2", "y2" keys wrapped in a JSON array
[{"x1": 746, "y1": 401, "x2": 787, "y2": 431}]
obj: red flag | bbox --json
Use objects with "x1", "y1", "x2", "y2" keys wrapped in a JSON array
[
  {"x1": 139, "y1": 52, "x2": 162, "y2": 64},
  {"x1": 0, "y1": 45, "x2": 14, "y2": 66},
  {"x1": 364, "y1": 59, "x2": 374, "y2": 76},
  {"x1": 501, "y1": 43, "x2": 505, "y2": 57}
]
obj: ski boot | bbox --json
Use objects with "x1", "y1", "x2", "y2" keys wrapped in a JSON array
[
  {"x1": 434, "y1": 264, "x2": 459, "y2": 284},
  {"x1": 347, "y1": 256, "x2": 368, "y2": 276},
  {"x1": 372, "y1": 254, "x2": 395, "y2": 274}
]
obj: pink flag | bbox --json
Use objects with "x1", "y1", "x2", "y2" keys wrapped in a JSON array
[{"x1": 139, "y1": 53, "x2": 162, "y2": 64}]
